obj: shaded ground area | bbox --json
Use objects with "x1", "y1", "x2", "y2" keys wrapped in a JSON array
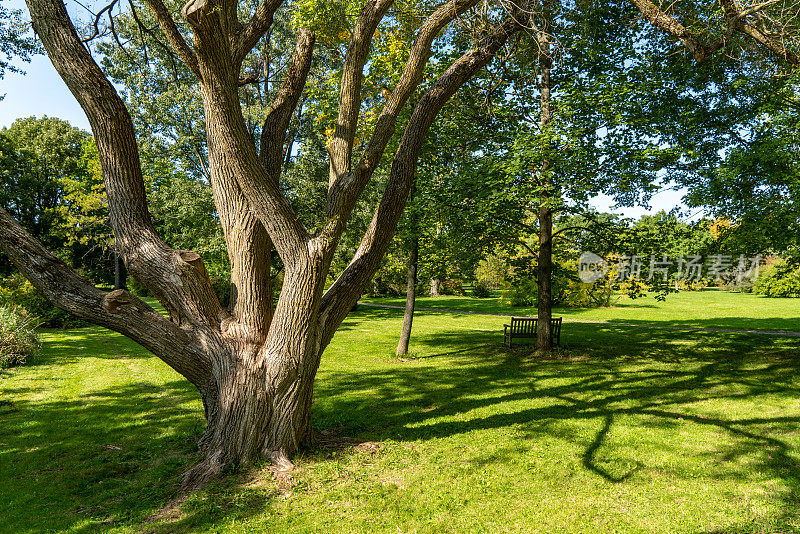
[{"x1": 0, "y1": 300, "x2": 799, "y2": 532}]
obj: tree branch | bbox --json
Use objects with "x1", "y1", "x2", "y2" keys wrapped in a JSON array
[
  {"x1": 141, "y1": 0, "x2": 201, "y2": 77},
  {"x1": 324, "y1": 0, "x2": 482, "y2": 229},
  {"x1": 260, "y1": 28, "x2": 315, "y2": 178},
  {"x1": 327, "y1": 0, "x2": 395, "y2": 187},
  {"x1": 628, "y1": 0, "x2": 726, "y2": 61},
  {"x1": 26, "y1": 0, "x2": 224, "y2": 329},
  {"x1": 0, "y1": 207, "x2": 213, "y2": 389},
  {"x1": 183, "y1": 0, "x2": 310, "y2": 264},
  {"x1": 319, "y1": 15, "x2": 523, "y2": 346},
  {"x1": 720, "y1": 0, "x2": 800, "y2": 64},
  {"x1": 234, "y1": 0, "x2": 284, "y2": 65},
  {"x1": 630, "y1": 0, "x2": 800, "y2": 64}
]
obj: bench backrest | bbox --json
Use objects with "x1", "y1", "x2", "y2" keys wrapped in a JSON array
[
  {"x1": 551, "y1": 317, "x2": 562, "y2": 339},
  {"x1": 510, "y1": 317, "x2": 562, "y2": 337},
  {"x1": 510, "y1": 317, "x2": 537, "y2": 335}
]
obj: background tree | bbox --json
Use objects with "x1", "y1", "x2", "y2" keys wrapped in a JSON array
[{"x1": 0, "y1": 0, "x2": 36, "y2": 83}]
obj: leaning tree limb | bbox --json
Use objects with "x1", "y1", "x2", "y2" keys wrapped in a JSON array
[{"x1": 0, "y1": 207, "x2": 213, "y2": 390}]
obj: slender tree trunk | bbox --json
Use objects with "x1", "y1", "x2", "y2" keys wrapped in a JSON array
[
  {"x1": 113, "y1": 249, "x2": 127, "y2": 290},
  {"x1": 396, "y1": 237, "x2": 418, "y2": 355},
  {"x1": 536, "y1": 0, "x2": 555, "y2": 352},
  {"x1": 397, "y1": 187, "x2": 418, "y2": 356}
]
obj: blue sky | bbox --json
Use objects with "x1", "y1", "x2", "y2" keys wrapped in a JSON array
[{"x1": 0, "y1": 0, "x2": 693, "y2": 220}]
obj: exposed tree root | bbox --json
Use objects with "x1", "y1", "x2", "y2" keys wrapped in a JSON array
[{"x1": 180, "y1": 450, "x2": 225, "y2": 492}]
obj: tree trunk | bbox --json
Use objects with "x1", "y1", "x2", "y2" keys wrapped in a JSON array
[
  {"x1": 397, "y1": 187, "x2": 419, "y2": 356},
  {"x1": 429, "y1": 277, "x2": 441, "y2": 296},
  {"x1": 184, "y1": 255, "x2": 327, "y2": 487},
  {"x1": 183, "y1": 345, "x2": 319, "y2": 487},
  {"x1": 535, "y1": 0, "x2": 555, "y2": 352},
  {"x1": 113, "y1": 249, "x2": 127, "y2": 290},
  {"x1": 536, "y1": 205, "x2": 553, "y2": 351}
]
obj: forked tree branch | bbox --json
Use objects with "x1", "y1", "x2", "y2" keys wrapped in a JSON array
[
  {"x1": 234, "y1": 0, "x2": 285, "y2": 65},
  {"x1": 629, "y1": 0, "x2": 726, "y2": 60},
  {"x1": 0, "y1": 207, "x2": 213, "y2": 389},
  {"x1": 720, "y1": 0, "x2": 800, "y2": 64},
  {"x1": 319, "y1": 15, "x2": 523, "y2": 345},
  {"x1": 327, "y1": 0, "x2": 395, "y2": 186},
  {"x1": 25, "y1": 0, "x2": 224, "y2": 329},
  {"x1": 184, "y1": 0, "x2": 311, "y2": 263},
  {"x1": 630, "y1": 0, "x2": 800, "y2": 64}
]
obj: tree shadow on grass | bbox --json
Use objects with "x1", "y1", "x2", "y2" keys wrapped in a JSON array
[
  {"x1": 0, "y1": 374, "x2": 277, "y2": 533},
  {"x1": 314, "y1": 322, "x2": 800, "y2": 530},
  {"x1": 4, "y1": 314, "x2": 800, "y2": 532}
]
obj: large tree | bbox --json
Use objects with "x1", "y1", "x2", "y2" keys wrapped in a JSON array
[{"x1": 1, "y1": 0, "x2": 530, "y2": 487}]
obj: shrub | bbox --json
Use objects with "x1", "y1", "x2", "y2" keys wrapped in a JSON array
[
  {"x1": 475, "y1": 254, "x2": 510, "y2": 288},
  {"x1": 441, "y1": 279, "x2": 465, "y2": 296},
  {"x1": 472, "y1": 280, "x2": 492, "y2": 298},
  {"x1": 0, "y1": 273, "x2": 85, "y2": 328},
  {"x1": 753, "y1": 259, "x2": 800, "y2": 298},
  {"x1": 508, "y1": 277, "x2": 537, "y2": 307},
  {"x1": 0, "y1": 306, "x2": 39, "y2": 367}
]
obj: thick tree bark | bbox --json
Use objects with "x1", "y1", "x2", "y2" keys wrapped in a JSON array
[{"x1": 535, "y1": 0, "x2": 554, "y2": 352}]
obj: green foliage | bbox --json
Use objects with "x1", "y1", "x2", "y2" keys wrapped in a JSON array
[
  {"x1": 471, "y1": 280, "x2": 492, "y2": 298},
  {"x1": 0, "y1": 273, "x2": 84, "y2": 328},
  {"x1": 753, "y1": 259, "x2": 800, "y2": 298},
  {"x1": 475, "y1": 254, "x2": 511, "y2": 289},
  {"x1": 0, "y1": 4, "x2": 36, "y2": 81},
  {"x1": 0, "y1": 117, "x2": 116, "y2": 281},
  {"x1": 507, "y1": 277, "x2": 537, "y2": 308},
  {"x1": 0, "y1": 305, "x2": 38, "y2": 367},
  {"x1": 0, "y1": 117, "x2": 89, "y2": 247}
]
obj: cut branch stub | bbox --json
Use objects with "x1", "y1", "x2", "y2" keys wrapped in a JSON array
[
  {"x1": 182, "y1": 0, "x2": 213, "y2": 23},
  {"x1": 104, "y1": 289, "x2": 136, "y2": 314}
]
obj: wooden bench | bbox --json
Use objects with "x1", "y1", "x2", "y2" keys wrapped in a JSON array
[{"x1": 504, "y1": 317, "x2": 562, "y2": 348}]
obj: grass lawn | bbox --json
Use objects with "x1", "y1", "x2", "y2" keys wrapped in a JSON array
[
  {"x1": 1, "y1": 293, "x2": 799, "y2": 532},
  {"x1": 363, "y1": 288, "x2": 800, "y2": 332}
]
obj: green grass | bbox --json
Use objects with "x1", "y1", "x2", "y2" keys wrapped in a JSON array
[
  {"x1": 364, "y1": 288, "x2": 800, "y2": 332},
  {"x1": 1, "y1": 293, "x2": 800, "y2": 532}
]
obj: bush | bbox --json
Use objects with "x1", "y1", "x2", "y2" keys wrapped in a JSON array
[
  {"x1": 472, "y1": 280, "x2": 492, "y2": 298},
  {"x1": 441, "y1": 279, "x2": 465, "y2": 296},
  {"x1": 507, "y1": 277, "x2": 537, "y2": 307},
  {"x1": 475, "y1": 254, "x2": 510, "y2": 289},
  {"x1": 753, "y1": 259, "x2": 800, "y2": 298},
  {"x1": 0, "y1": 306, "x2": 39, "y2": 367},
  {"x1": 0, "y1": 274, "x2": 84, "y2": 328}
]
